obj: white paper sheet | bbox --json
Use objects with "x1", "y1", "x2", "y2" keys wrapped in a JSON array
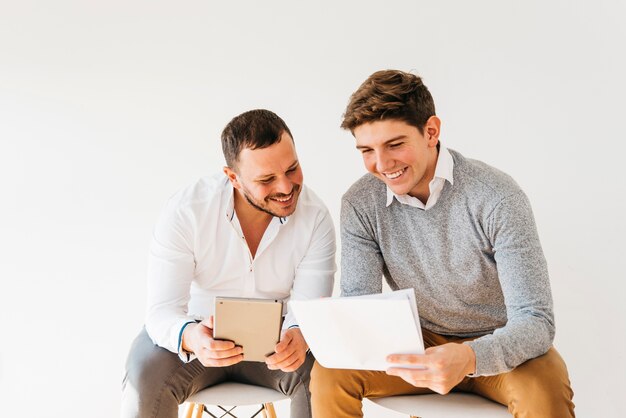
[{"x1": 289, "y1": 289, "x2": 424, "y2": 371}]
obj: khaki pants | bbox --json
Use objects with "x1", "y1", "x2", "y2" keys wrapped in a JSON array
[{"x1": 310, "y1": 329, "x2": 574, "y2": 418}]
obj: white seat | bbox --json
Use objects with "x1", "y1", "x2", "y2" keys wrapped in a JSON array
[
  {"x1": 184, "y1": 382, "x2": 289, "y2": 418},
  {"x1": 370, "y1": 393, "x2": 510, "y2": 418}
]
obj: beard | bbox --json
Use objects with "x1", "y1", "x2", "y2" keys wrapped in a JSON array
[{"x1": 241, "y1": 183, "x2": 301, "y2": 218}]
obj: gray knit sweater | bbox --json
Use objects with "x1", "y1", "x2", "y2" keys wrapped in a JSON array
[{"x1": 340, "y1": 149, "x2": 554, "y2": 376}]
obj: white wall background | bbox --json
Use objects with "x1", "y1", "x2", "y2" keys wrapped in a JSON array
[{"x1": 1, "y1": 1, "x2": 624, "y2": 417}]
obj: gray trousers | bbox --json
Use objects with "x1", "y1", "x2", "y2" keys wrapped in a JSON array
[{"x1": 121, "y1": 328, "x2": 314, "y2": 418}]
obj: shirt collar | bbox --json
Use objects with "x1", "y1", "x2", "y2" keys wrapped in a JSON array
[{"x1": 385, "y1": 145, "x2": 455, "y2": 207}]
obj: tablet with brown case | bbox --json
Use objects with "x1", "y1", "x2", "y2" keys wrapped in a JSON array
[{"x1": 213, "y1": 296, "x2": 283, "y2": 362}]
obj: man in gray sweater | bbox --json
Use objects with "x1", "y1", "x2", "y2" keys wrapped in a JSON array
[{"x1": 310, "y1": 70, "x2": 574, "y2": 417}]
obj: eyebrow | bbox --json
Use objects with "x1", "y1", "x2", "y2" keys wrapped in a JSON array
[
  {"x1": 255, "y1": 160, "x2": 299, "y2": 181},
  {"x1": 356, "y1": 135, "x2": 407, "y2": 150}
]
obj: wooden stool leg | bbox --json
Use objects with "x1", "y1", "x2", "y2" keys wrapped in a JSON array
[
  {"x1": 263, "y1": 402, "x2": 277, "y2": 418},
  {"x1": 183, "y1": 403, "x2": 195, "y2": 418},
  {"x1": 192, "y1": 403, "x2": 204, "y2": 418}
]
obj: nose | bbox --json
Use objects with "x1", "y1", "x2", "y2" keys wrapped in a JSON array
[
  {"x1": 274, "y1": 176, "x2": 293, "y2": 195},
  {"x1": 374, "y1": 151, "x2": 392, "y2": 173}
]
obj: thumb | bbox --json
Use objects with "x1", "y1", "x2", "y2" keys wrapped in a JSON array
[
  {"x1": 200, "y1": 316, "x2": 213, "y2": 330},
  {"x1": 276, "y1": 330, "x2": 293, "y2": 352},
  {"x1": 199, "y1": 317, "x2": 215, "y2": 339}
]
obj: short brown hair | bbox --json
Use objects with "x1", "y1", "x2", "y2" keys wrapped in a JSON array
[
  {"x1": 221, "y1": 109, "x2": 293, "y2": 169},
  {"x1": 341, "y1": 70, "x2": 436, "y2": 134}
]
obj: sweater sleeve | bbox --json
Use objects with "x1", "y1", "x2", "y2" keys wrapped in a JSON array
[
  {"x1": 465, "y1": 191, "x2": 555, "y2": 376},
  {"x1": 340, "y1": 197, "x2": 384, "y2": 296}
]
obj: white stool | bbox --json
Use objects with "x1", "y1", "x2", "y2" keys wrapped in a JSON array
[
  {"x1": 370, "y1": 393, "x2": 510, "y2": 418},
  {"x1": 184, "y1": 382, "x2": 289, "y2": 418}
]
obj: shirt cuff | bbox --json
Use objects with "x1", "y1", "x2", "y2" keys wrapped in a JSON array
[
  {"x1": 177, "y1": 320, "x2": 200, "y2": 363},
  {"x1": 282, "y1": 311, "x2": 298, "y2": 330},
  {"x1": 285, "y1": 324, "x2": 310, "y2": 354}
]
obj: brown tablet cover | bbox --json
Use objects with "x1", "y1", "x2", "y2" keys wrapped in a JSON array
[{"x1": 213, "y1": 297, "x2": 283, "y2": 362}]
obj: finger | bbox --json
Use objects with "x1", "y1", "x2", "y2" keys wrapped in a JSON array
[
  {"x1": 275, "y1": 332, "x2": 292, "y2": 353},
  {"x1": 265, "y1": 346, "x2": 293, "y2": 366},
  {"x1": 268, "y1": 350, "x2": 301, "y2": 371},
  {"x1": 200, "y1": 317, "x2": 213, "y2": 329},
  {"x1": 386, "y1": 369, "x2": 433, "y2": 388},
  {"x1": 277, "y1": 355, "x2": 304, "y2": 372},
  {"x1": 200, "y1": 354, "x2": 244, "y2": 368},
  {"x1": 196, "y1": 318, "x2": 214, "y2": 339},
  {"x1": 430, "y1": 384, "x2": 452, "y2": 395},
  {"x1": 386, "y1": 367, "x2": 434, "y2": 382},
  {"x1": 201, "y1": 345, "x2": 243, "y2": 360},
  {"x1": 205, "y1": 339, "x2": 236, "y2": 351},
  {"x1": 386, "y1": 354, "x2": 427, "y2": 366},
  {"x1": 275, "y1": 340, "x2": 288, "y2": 353}
]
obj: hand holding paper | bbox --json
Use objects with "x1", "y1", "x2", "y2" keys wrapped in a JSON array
[
  {"x1": 289, "y1": 289, "x2": 424, "y2": 371},
  {"x1": 386, "y1": 342, "x2": 477, "y2": 394}
]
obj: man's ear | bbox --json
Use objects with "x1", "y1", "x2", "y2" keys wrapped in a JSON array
[
  {"x1": 223, "y1": 166, "x2": 241, "y2": 190},
  {"x1": 424, "y1": 116, "x2": 441, "y2": 147}
]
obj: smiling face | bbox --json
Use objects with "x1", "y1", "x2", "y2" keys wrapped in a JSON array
[
  {"x1": 354, "y1": 117, "x2": 440, "y2": 201},
  {"x1": 225, "y1": 131, "x2": 303, "y2": 218}
]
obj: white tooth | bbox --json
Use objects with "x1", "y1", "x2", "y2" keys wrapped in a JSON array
[
  {"x1": 385, "y1": 168, "x2": 404, "y2": 179},
  {"x1": 273, "y1": 194, "x2": 292, "y2": 202}
]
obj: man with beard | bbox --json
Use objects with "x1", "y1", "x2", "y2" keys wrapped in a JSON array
[{"x1": 122, "y1": 109, "x2": 336, "y2": 418}]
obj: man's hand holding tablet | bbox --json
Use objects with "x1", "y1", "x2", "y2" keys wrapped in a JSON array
[
  {"x1": 181, "y1": 316, "x2": 244, "y2": 367},
  {"x1": 266, "y1": 327, "x2": 309, "y2": 372}
]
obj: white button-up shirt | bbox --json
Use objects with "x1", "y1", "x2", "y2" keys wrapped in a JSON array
[
  {"x1": 386, "y1": 145, "x2": 454, "y2": 209},
  {"x1": 145, "y1": 173, "x2": 336, "y2": 357}
]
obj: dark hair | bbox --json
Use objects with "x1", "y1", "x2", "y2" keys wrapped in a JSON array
[
  {"x1": 341, "y1": 69, "x2": 436, "y2": 134},
  {"x1": 221, "y1": 109, "x2": 293, "y2": 168}
]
